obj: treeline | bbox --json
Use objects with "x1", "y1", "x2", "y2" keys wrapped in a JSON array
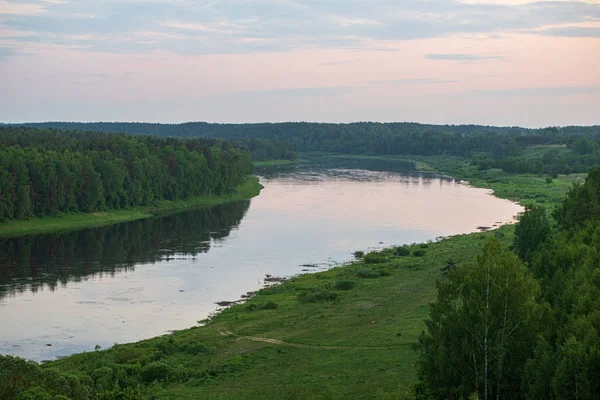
[
  {"x1": 0, "y1": 127, "x2": 253, "y2": 221},
  {"x1": 417, "y1": 168, "x2": 600, "y2": 399},
  {"x1": 231, "y1": 138, "x2": 297, "y2": 161},
  {"x1": 473, "y1": 136, "x2": 600, "y2": 176},
  {"x1": 18, "y1": 122, "x2": 599, "y2": 174}
]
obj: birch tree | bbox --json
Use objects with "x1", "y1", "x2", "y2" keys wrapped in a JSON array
[{"x1": 417, "y1": 240, "x2": 540, "y2": 400}]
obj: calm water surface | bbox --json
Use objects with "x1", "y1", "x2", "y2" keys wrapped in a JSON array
[{"x1": 0, "y1": 165, "x2": 522, "y2": 361}]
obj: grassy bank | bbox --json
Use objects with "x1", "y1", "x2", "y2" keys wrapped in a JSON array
[
  {"x1": 0, "y1": 177, "x2": 263, "y2": 238},
  {"x1": 1, "y1": 157, "x2": 577, "y2": 399}
]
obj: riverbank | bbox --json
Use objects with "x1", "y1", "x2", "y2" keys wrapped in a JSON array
[
  {"x1": 0, "y1": 176, "x2": 263, "y2": 238},
  {"x1": 0, "y1": 159, "x2": 576, "y2": 399}
]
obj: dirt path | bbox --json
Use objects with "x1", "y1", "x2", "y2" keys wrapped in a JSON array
[{"x1": 218, "y1": 330, "x2": 406, "y2": 350}]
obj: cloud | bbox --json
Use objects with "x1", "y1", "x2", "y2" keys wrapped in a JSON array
[
  {"x1": 0, "y1": 0, "x2": 598, "y2": 55},
  {"x1": 534, "y1": 26, "x2": 600, "y2": 37},
  {"x1": 317, "y1": 59, "x2": 359, "y2": 66},
  {"x1": 0, "y1": 46, "x2": 17, "y2": 59},
  {"x1": 161, "y1": 21, "x2": 235, "y2": 35},
  {"x1": 464, "y1": 85, "x2": 600, "y2": 97},
  {"x1": 0, "y1": 1, "x2": 47, "y2": 16},
  {"x1": 369, "y1": 78, "x2": 461, "y2": 84},
  {"x1": 425, "y1": 53, "x2": 504, "y2": 61},
  {"x1": 235, "y1": 86, "x2": 363, "y2": 97}
]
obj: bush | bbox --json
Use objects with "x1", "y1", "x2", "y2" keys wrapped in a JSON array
[
  {"x1": 262, "y1": 300, "x2": 279, "y2": 310},
  {"x1": 356, "y1": 269, "x2": 379, "y2": 278},
  {"x1": 113, "y1": 345, "x2": 154, "y2": 364},
  {"x1": 413, "y1": 249, "x2": 427, "y2": 257},
  {"x1": 297, "y1": 287, "x2": 341, "y2": 303},
  {"x1": 357, "y1": 267, "x2": 390, "y2": 278},
  {"x1": 140, "y1": 362, "x2": 172, "y2": 383},
  {"x1": 353, "y1": 251, "x2": 364, "y2": 259},
  {"x1": 334, "y1": 280, "x2": 356, "y2": 291},
  {"x1": 181, "y1": 342, "x2": 212, "y2": 356},
  {"x1": 394, "y1": 246, "x2": 410, "y2": 256},
  {"x1": 364, "y1": 253, "x2": 386, "y2": 264}
]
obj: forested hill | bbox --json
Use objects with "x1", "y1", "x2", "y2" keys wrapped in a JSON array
[
  {"x1": 0, "y1": 126, "x2": 253, "y2": 221},
  {"x1": 18, "y1": 121, "x2": 600, "y2": 176}
]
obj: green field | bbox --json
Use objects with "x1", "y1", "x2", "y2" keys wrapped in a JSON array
[{"x1": 0, "y1": 177, "x2": 263, "y2": 238}]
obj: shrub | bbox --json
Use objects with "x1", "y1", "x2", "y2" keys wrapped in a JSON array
[
  {"x1": 262, "y1": 300, "x2": 279, "y2": 310},
  {"x1": 140, "y1": 361, "x2": 172, "y2": 383},
  {"x1": 394, "y1": 246, "x2": 410, "y2": 256},
  {"x1": 356, "y1": 268, "x2": 379, "y2": 278},
  {"x1": 113, "y1": 345, "x2": 154, "y2": 364},
  {"x1": 334, "y1": 280, "x2": 356, "y2": 291},
  {"x1": 297, "y1": 288, "x2": 340, "y2": 303},
  {"x1": 353, "y1": 251, "x2": 364, "y2": 259},
  {"x1": 357, "y1": 267, "x2": 390, "y2": 278},
  {"x1": 364, "y1": 253, "x2": 386, "y2": 264},
  {"x1": 413, "y1": 249, "x2": 427, "y2": 257},
  {"x1": 181, "y1": 342, "x2": 212, "y2": 356}
]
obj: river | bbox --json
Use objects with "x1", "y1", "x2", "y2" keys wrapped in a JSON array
[{"x1": 0, "y1": 162, "x2": 522, "y2": 361}]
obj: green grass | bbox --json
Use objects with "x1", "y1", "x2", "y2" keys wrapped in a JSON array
[{"x1": 0, "y1": 177, "x2": 263, "y2": 238}]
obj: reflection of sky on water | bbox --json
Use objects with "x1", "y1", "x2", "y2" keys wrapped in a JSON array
[{"x1": 0, "y1": 167, "x2": 522, "y2": 361}]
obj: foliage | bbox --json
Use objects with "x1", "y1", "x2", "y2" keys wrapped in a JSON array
[
  {"x1": 394, "y1": 246, "x2": 411, "y2": 256},
  {"x1": 554, "y1": 167, "x2": 600, "y2": 231},
  {"x1": 0, "y1": 126, "x2": 253, "y2": 222},
  {"x1": 297, "y1": 285, "x2": 341, "y2": 303},
  {"x1": 412, "y1": 249, "x2": 427, "y2": 257},
  {"x1": 513, "y1": 204, "x2": 551, "y2": 262},
  {"x1": 364, "y1": 252, "x2": 387, "y2": 264},
  {"x1": 334, "y1": 280, "x2": 356, "y2": 291},
  {"x1": 417, "y1": 240, "x2": 540, "y2": 400}
]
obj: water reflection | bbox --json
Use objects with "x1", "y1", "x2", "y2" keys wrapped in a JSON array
[{"x1": 0, "y1": 201, "x2": 250, "y2": 301}]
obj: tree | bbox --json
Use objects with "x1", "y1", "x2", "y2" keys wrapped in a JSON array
[
  {"x1": 513, "y1": 205, "x2": 551, "y2": 262},
  {"x1": 417, "y1": 240, "x2": 540, "y2": 400}
]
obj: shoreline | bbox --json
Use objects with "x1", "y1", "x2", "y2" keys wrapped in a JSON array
[{"x1": 0, "y1": 176, "x2": 263, "y2": 238}]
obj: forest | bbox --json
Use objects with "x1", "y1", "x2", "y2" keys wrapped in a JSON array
[
  {"x1": 19, "y1": 121, "x2": 600, "y2": 176},
  {"x1": 417, "y1": 168, "x2": 600, "y2": 399},
  {"x1": 0, "y1": 127, "x2": 253, "y2": 222}
]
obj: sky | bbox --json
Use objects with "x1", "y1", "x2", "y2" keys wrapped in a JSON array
[{"x1": 0, "y1": 0, "x2": 599, "y2": 127}]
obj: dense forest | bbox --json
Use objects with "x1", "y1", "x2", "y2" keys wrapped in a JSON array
[
  {"x1": 18, "y1": 122, "x2": 600, "y2": 176},
  {"x1": 417, "y1": 168, "x2": 600, "y2": 399},
  {"x1": 0, "y1": 127, "x2": 253, "y2": 222}
]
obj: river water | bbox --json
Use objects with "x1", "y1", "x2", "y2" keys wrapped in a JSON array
[{"x1": 0, "y1": 163, "x2": 522, "y2": 361}]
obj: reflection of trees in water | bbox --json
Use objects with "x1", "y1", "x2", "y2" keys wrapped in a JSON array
[{"x1": 0, "y1": 200, "x2": 251, "y2": 300}]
